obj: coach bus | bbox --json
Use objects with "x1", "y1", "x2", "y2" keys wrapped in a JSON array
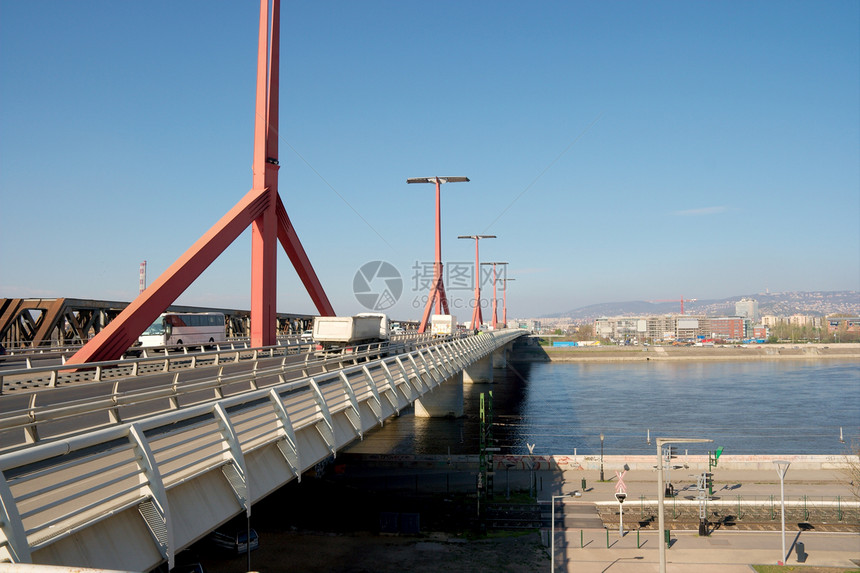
[{"x1": 138, "y1": 312, "x2": 227, "y2": 347}]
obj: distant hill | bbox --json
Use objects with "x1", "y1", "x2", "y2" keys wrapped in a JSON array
[{"x1": 543, "y1": 290, "x2": 859, "y2": 321}]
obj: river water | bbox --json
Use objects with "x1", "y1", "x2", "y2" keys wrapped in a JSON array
[{"x1": 345, "y1": 360, "x2": 859, "y2": 457}]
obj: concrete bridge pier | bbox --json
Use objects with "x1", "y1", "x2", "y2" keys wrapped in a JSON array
[
  {"x1": 463, "y1": 354, "x2": 493, "y2": 383},
  {"x1": 415, "y1": 371, "x2": 464, "y2": 418},
  {"x1": 492, "y1": 343, "x2": 510, "y2": 369}
]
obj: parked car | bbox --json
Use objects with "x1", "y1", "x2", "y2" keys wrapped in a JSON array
[{"x1": 209, "y1": 529, "x2": 259, "y2": 555}]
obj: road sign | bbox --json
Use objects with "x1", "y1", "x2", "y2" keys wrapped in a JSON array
[{"x1": 615, "y1": 470, "x2": 627, "y2": 495}]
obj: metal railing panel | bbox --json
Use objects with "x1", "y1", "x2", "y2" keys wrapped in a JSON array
[{"x1": 148, "y1": 423, "x2": 231, "y2": 487}]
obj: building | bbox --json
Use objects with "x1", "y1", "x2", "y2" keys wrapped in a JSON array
[
  {"x1": 675, "y1": 317, "x2": 701, "y2": 341},
  {"x1": 826, "y1": 316, "x2": 860, "y2": 334},
  {"x1": 789, "y1": 314, "x2": 816, "y2": 327},
  {"x1": 596, "y1": 315, "x2": 706, "y2": 343},
  {"x1": 709, "y1": 317, "x2": 745, "y2": 341},
  {"x1": 735, "y1": 298, "x2": 759, "y2": 322}
]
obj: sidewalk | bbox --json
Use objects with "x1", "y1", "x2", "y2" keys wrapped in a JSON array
[
  {"x1": 554, "y1": 467, "x2": 854, "y2": 500},
  {"x1": 551, "y1": 528, "x2": 860, "y2": 572}
]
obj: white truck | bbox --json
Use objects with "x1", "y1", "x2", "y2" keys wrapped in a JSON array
[
  {"x1": 312, "y1": 313, "x2": 389, "y2": 354},
  {"x1": 430, "y1": 314, "x2": 457, "y2": 337}
]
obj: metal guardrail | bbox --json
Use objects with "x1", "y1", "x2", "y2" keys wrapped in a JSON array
[
  {"x1": 0, "y1": 336, "x2": 442, "y2": 450},
  {"x1": 0, "y1": 338, "x2": 263, "y2": 367},
  {"x1": 0, "y1": 334, "x2": 435, "y2": 393},
  {"x1": 596, "y1": 496, "x2": 860, "y2": 530},
  {"x1": 600, "y1": 495, "x2": 860, "y2": 517},
  {"x1": 0, "y1": 332, "x2": 429, "y2": 378},
  {"x1": 0, "y1": 330, "x2": 522, "y2": 568}
]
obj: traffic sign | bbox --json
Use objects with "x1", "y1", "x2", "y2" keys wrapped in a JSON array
[{"x1": 615, "y1": 470, "x2": 627, "y2": 495}]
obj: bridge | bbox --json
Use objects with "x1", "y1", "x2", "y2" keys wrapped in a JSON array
[
  {"x1": 0, "y1": 330, "x2": 523, "y2": 570},
  {"x1": 0, "y1": 1, "x2": 531, "y2": 570},
  {"x1": 0, "y1": 297, "x2": 318, "y2": 350}
]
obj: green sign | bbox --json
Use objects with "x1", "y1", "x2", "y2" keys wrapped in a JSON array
[{"x1": 715, "y1": 446, "x2": 723, "y2": 460}]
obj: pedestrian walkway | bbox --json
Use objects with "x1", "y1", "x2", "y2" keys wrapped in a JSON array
[
  {"x1": 550, "y1": 528, "x2": 860, "y2": 572},
  {"x1": 565, "y1": 504, "x2": 604, "y2": 529},
  {"x1": 558, "y1": 467, "x2": 853, "y2": 500}
]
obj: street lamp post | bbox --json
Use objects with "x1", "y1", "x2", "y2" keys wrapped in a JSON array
[
  {"x1": 599, "y1": 433, "x2": 605, "y2": 481},
  {"x1": 774, "y1": 460, "x2": 791, "y2": 564},
  {"x1": 501, "y1": 277, "x2": 515, "y2": 328},
  {"x1": 481, "y1": 262, "x2": 507, "y2": 330},
  {"x1": 551, "y1": 494, "x2": 570, "y2": 573},
  {"x1": 457, "y1": 235, "x2": 495, "y2": 330},
  {"x1": 656, "y1": 437, "x2": 712, "y2": 573},
  {"x1": 408, "y1": 176, "x2": 469, "y2": 332},
  {"x1": 615, "y1": 492, "x2": 627, "y2": 537}
]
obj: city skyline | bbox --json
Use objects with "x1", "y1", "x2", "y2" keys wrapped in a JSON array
[
  {"x1": 539, "y1": 289, "x2": 859, "y2": 321},
  {"x1": 1, "y1": 2, "x2": 858, "y2": 319}
]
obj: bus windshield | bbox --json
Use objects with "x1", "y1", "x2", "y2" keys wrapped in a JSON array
[{"x1": 142, "y1": 319, "x2": 165, "y2": 336}]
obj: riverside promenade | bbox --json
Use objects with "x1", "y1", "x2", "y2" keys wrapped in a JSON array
[
  {"x1": 550, "y1": 463, "x2": 859, "y2": 571},
  {"x1": 554, "y1": 529, "x2": 859, "y2": 572}
]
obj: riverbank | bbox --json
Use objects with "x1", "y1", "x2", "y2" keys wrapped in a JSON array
[
  {"x1": 341, "y1": 453, "x2": 858, "y2": 473},
  {"x1": 513, "y1": 340, "x2": 860, "y2": 362}
]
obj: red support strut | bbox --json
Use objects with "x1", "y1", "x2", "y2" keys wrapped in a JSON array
[{"x1": 66, "y1": 0, "x2": 333, "y2": 366}]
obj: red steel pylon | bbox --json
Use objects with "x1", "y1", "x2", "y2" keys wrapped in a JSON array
[
  {"x1": 67, "y1": 0, "x2": 334, "y2": 365},
  {"x1": 457, "y1": 234, "x2": 495, "y2": 330},
  {"x1": 482, "y1": 261, "x2": 506, "y2": 330},
  {"x1": 407, "y1": 176, "x2": 469, "y2": 333},
  {"x1": 501, "y1": 277, "x2": 515, "y2": 328}
]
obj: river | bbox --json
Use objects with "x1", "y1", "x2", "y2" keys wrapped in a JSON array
[{"x1": 344, "y1": 360, "x2": 859, "y2": 457}]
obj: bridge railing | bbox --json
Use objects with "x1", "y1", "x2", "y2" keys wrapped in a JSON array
[
  {"x1": 0, "y1": 335, "x2": 450, "y2": 451},
  {"x1": 0, "y1": 331, "x2": 428, "y2": 367},
  {"x1": 0, "y1": 329, "x2": 522, "y2": 567},
  {"x1": 0, "y1": 331, "x2": 439, "y2": 394}
]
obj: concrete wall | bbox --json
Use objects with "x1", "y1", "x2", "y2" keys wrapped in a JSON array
[
  {"x1": 415, "y1": 372, "x2": 464, "y2": 418},
  {"x1": 464, "y1": 355, "x2": 492, "y2": 383},
  {"x1": 340, "y1": 453, "x2": 858, "y2": 473}
]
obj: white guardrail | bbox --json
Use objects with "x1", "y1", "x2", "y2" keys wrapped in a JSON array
[
  {"x1": 0, "y1": 332, "x2": 431, "y2": 387},
  {"x1": 0, "y1": 330, "x2": 522, "y2": 569},
  {"x1": 0, "y1": 336, "x2": 440, "y2": 448}
]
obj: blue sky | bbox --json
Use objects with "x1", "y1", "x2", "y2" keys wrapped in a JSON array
[{"x1": 1, "y1": 1, "x2": 858, "y2": 320}]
